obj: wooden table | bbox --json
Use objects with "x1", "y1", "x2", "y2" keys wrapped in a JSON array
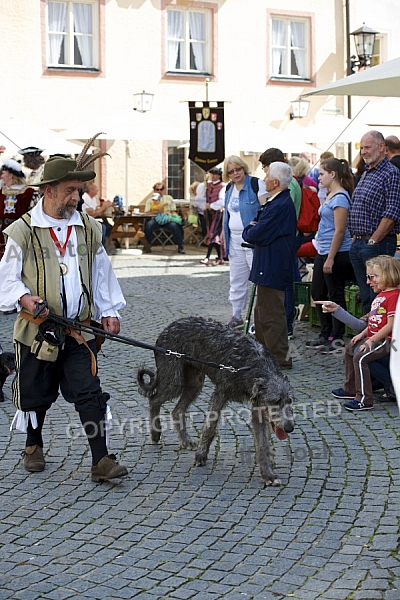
[{"x1": 109, "y1": 213, "x2": 154, "y2": 251}]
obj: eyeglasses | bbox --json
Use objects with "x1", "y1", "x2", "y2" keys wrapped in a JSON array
[
  {"x1": 367, "y1": 274, "x2": 376, "y2": 281},
  {"x1": 227, "y1": 167, "x2": 243, "y2": 176}
]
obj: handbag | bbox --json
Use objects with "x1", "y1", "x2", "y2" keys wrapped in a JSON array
[{"x1": 155, "y1": 213, "x2": 171, "y2": 225}]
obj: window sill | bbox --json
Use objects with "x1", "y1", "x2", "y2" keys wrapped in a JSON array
[
  {"x1": 269, "y1": 76, "x2": 311, "y2": 83},
  {"x1": 45, "y1": 67, "x2": 101, "y2": 75},
  {"x1": 165, "y1": 71, "x2": 213, "y2": 78}
]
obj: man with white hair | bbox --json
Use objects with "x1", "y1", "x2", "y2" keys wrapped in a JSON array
[{"x1": 242, "y1": 162, "x2": 297, "y2": 369}]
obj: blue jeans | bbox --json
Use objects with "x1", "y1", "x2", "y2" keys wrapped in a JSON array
[
  {"x1": 349, "y1": 236, "x2": 397, "y2": 313},
  {"x1": 145, "y1": 219, "x2": 184, "y2": 249}
]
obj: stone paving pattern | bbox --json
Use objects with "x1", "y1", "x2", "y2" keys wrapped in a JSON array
[{"x1": 0, "y1": 247, "x2": 399, "y2": 600}]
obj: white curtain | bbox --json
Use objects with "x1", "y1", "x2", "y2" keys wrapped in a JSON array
[
  {"x1": 48, "y1": 1, "x2": 67, "y2": 65},
  {"x1": 189, "y1": 12, "x2": 205, "y2": 71},
  {"x1": 290, "y1": 21, "x2": 305, "y2": 77},
  {"x1": 73, "y1": 3, "x2": 93, "y2": 67},
  {"x1": 167, "y1": 10, "x2": 183, "y2": 70},
  {"x1": 271, "y1": 19, "x2": 286, "y2": 76}
]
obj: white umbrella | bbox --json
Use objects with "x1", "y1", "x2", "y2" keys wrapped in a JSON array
[
  {"x1": 302, "y1": 57, "x2": 400, "y2": 98},
  {"x1": 225, "y1": 122, "x2": 320, "y2": 154},
  {"x1": 285, "y1": 115, "x2": 369, "y2": 145},
  {"x1": 63, "y1": 112, "x2": 188, "y2": 142},
  {"x1": 63, "y1": 112, "x2": 189, "y2": 205},
  {"x1": 0, "y1": 117, "x2": 84, "y2": 156}
]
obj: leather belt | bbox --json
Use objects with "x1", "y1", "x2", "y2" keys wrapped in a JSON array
[{"x1": 354, "y1": 234, "x2": 396, "y2": 240}]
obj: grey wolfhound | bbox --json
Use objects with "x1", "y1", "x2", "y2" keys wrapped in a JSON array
[{"x1": 137, "y1": 317, "x2": 294, "y2": 486}]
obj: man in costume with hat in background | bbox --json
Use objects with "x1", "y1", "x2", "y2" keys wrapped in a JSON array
[
  {"x1": 199, "y1": 166, "x2": 226, "y2": 265},
  {"x1": 18, "y1": 146, "x2": 46, "y2": 186},
  {"x1": 0, "y1": 158, "x2": 35, "y2": 259},
  {"x1": 0, "y1": 136, "x2": 128, "y2": 482}
]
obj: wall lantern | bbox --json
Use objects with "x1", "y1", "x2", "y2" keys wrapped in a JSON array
[
  {"x1": 133, "y1": 90, "x2": 154, "y2": 113},
  {"x1": 290, "y1": 98, "x2": 310, "y2": 120}
]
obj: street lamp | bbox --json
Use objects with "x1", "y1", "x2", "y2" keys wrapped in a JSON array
[
  {"x1": 350, "y1": 24, "x2": 380, "y2": 72},
  {"x1": 289, "y1": 98, "x2": 310, "y2": 120},
  {"x1": 133, "y1": 90, "x2": 154, "y2": 113}
]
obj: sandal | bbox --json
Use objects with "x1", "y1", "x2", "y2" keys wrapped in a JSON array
[{"x1": 200, "y1": 258, "x2": 211, "y2": 265}]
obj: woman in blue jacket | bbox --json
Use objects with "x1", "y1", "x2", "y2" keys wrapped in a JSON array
[
  {"x1": 223, "y1": 155, "x2": 266, "y2": 328},
  {"x1": 242, "y1": 162, "x2": 296, "y2": 369}
]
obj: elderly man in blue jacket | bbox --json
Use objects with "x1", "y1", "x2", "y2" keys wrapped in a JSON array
[{"x1": 242, "y1": 162, "x2": 297, "y2": 369}]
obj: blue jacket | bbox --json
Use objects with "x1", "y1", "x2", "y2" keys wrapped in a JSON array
[
  {"x1": 242, "y1": 188, "x2": 296, "y2": 290},
  {"x1": 223, "y1": 175, "x2": 260, "y2": 255}
]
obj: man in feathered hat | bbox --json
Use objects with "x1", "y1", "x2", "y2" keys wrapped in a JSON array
[{"x1": 0, "y1": 137, "x2": 128, "y2": 483}]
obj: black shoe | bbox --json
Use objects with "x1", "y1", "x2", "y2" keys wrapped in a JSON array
[
  {"x1": 178, "y1": 248, "x2": 186, "y2": 254},
  {"x1": 318, "y1": 339, "x2": 345, "y2": 354},
  {"x1": 305, "y1": 335, "x2": 328, "y2": 348}
]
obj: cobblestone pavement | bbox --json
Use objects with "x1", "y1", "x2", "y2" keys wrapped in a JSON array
[{"x1": 0, "y1": 246, "x2": 399, "y2": 600}]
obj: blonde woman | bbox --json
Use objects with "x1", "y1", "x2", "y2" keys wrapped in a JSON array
[{"x1": 223, "y1": 155, "x2": 266, "y2": 327}]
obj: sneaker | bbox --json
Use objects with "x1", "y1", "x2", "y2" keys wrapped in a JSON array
[
  {"x1": 332, "y1": 387, "x2": 356, "y2": 399},
  {"x1": 305, "y1": 335, "x2": 328, "y2": 348},
  {"x1": 178, "y1": 248, "x2": 186, "y2": 254},
  {"x1": 23, "y1": 445, "x2": 45, "y2": 472},
  {"x1": 318, "y1": 339, "x2": 345, "y2": 354},
  {"x1": 91, "y1": 454, "x2": 128, "y2": 482},
  {"x1": 226, "y1": 316, "x2": 244, "y2": 328},
  {"x1": 344, "y1": 399, "x2": 374, "y2": 411},
  {"x1": 288, "y1": 331, "x2": 294, "y2": 340}
]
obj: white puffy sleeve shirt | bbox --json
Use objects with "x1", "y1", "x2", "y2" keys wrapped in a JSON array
[{"x1": 0, "y1": 200, "x2": 126, "y2": 319}]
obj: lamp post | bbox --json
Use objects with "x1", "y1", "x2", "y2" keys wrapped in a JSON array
[
  {"x1": 123, "y1": 91, "x2": 154, "y2": 207},
  {"x1": 350, "y1": 24, "x2": 380, "y2": 72},
  {"x1": 345, "y1": 6, "x2": 379, "y2": 163}
]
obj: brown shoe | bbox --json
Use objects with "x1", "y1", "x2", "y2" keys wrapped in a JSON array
[
  {"x1": 23, "y1": 445, "x2": 45, "y2": 472},
  {"x1": 91, "y1": 454, "x2": 128, "y2": 482}
]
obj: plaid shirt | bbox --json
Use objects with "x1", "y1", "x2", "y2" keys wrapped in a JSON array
[{"x1": 349, "y1": 157, "x2": 400, "y2": 235}]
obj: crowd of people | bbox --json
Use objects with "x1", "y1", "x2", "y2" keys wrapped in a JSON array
[{"x1": 1, "y1": 128, "x2": 400, "y2": 481}]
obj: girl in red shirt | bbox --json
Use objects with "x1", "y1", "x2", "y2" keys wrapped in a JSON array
[{"x1": 333, "y1": 255, "x2": 400, "y2": 411}]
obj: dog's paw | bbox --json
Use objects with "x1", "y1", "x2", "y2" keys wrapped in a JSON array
[
  {"x1": 194, "y1": 452, "x2": 207, "y2": 466},
  {"x1": 263, "y1": 476, "x2": 281, "y2": 487},
  {"x1": 150, "y1": 432, "x2": 162, "y2": 444},
  {"x1": 180, "y1": 439, "x2": 198, "y2": 450}
]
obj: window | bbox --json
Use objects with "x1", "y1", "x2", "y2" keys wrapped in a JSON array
[
  {"x1": 168, "y1": 147, "x2": 185, "y2": 199},
  {"x1": 370, "y1": 37, "x2": 382, "y2": 68},
  {"x1": 47, "y1": 1, "x2": 98, "y2": 69},
  {"x1": 271, "y1": 17, "x2": 309, "y2": 80},
  {"x1": 166, "y1": 8, "x2": 211, "y2": 74}
]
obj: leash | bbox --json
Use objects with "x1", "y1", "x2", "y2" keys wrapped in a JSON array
[{"x1": 31, "y1": 302, "x2": 251, "y2": 374}]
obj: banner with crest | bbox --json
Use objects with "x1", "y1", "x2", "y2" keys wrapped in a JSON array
[{"x1": 188, "y1": 101, "x2": 225, "y2": 171}]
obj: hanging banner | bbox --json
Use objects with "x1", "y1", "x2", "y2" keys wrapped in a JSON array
[{"x1": 188, "y1": 101, "x2": 225, "y2": 171}]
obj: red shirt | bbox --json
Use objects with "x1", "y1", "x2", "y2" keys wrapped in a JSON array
[{"x1": 367, "y1": 288, "x2": 400, "y2": 339}]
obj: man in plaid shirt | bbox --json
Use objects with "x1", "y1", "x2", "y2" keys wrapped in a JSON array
[{"x1": 349, "y1": 130, "x2": 400, "y2": 312}]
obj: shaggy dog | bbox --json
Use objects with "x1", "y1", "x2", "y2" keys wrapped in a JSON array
[
  {"x1": 0, "y1": 346, "x2": 15, "y2": 403},
  {"x1": 137, "y1": 317, "x2": 295, "y2": 486}
]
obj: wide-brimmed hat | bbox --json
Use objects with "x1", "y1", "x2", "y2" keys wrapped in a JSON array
[
  {"x1": 18, "y1": 147, "x2": 44, "y2": 156},
  {"x1": 32, "y1": 157, "x2": 95, "y2": 186}
]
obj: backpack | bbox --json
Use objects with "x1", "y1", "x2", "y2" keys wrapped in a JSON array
[
  {"x1": 295, "y1": 176, "x2": 320, "y2": 234},
  {"x1": 226, "y1": 176, "x2": 259, "y2": 195}
]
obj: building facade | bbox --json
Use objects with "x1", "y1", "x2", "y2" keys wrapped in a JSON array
[{"x1": 1, "y1": 0, "x2": 400, "y2": 206}]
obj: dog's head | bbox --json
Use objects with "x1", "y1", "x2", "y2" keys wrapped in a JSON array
[
  {"x1": 0, "y1": 351, "x2": 16, "y2": 377},
  {"x1": 250, "y1": 375, "x2": 295, "y2": 440}
]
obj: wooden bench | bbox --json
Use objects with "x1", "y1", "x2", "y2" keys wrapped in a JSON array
[{"x1": 108, "y1": 214, "x2": 152, "y2": 252}]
